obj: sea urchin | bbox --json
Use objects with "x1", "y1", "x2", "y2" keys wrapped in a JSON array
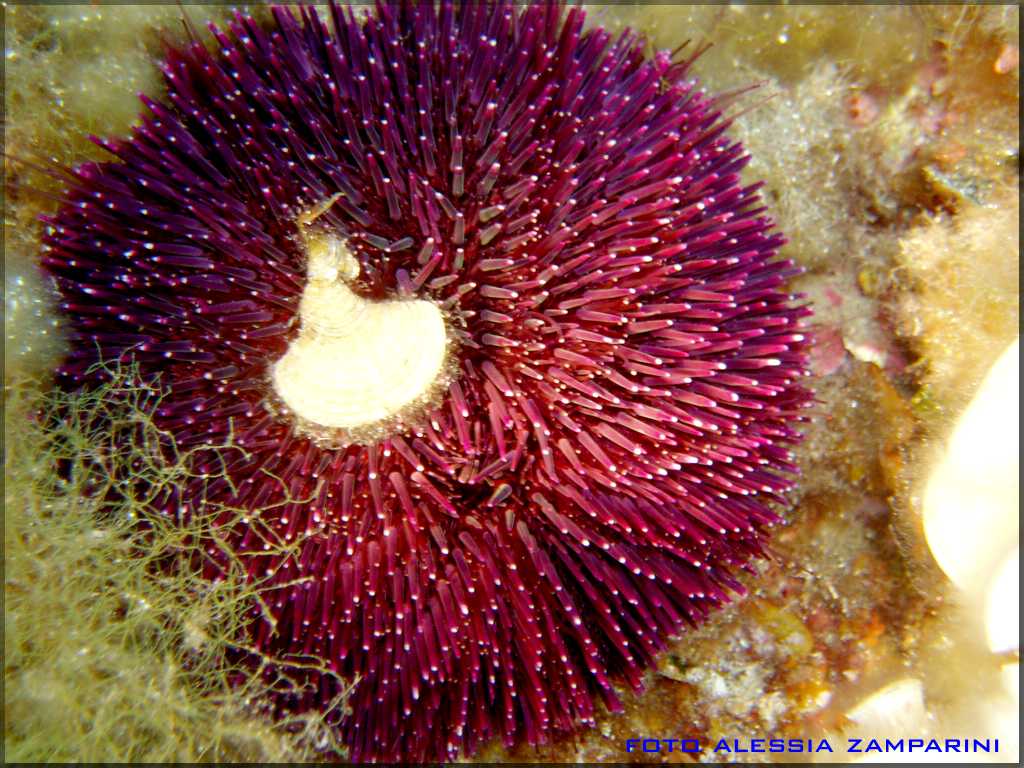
[{"x1": 42, "y1": 1, "x2": 813, "y2": 761}]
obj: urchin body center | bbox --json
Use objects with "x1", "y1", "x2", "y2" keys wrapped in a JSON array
[{"x1": 272, "y1": 232, "x2": 447, "y2": 431}]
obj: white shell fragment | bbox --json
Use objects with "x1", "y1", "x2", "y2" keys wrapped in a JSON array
[
  {"x1": 273, "y1": 233, "x2": 447, "y2": 430},
  {"x1": 923, "y1": 337, "x2": 1019, "y2": 599}
]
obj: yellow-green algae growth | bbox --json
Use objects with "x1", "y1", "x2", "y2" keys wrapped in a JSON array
[
  {"x1": 4, "y1": 360, "x2": 352, "y2": 761},
  {"x1": 4, "y1": 3, "x2": 1020, "y2": 763}
]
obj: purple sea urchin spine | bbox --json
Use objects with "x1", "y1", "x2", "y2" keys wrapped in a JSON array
[{"x1": 42, "y1": 1, "x2": 812, "y2": 761}]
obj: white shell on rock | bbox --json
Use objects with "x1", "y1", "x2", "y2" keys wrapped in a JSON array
[
  {"x1": 985, "y1": 548, "x2": 1019, "y2": 655},
  {"x1": 923, "y1": 337, "x2": 1019, "y2": 599}
]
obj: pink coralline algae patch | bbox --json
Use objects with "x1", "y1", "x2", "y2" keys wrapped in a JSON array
[
  {"x1": 42, "y1": 1, "x2": 813, "y2": 761},
  {"x1": 809, "y1": 327, "x2": 847, "y2": 377}
]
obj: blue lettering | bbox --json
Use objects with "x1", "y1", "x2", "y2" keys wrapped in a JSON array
[
  {"x1": 625, "y1": 737, "x2": 703, "y2": 755},
  {"x1": 885, "y1": 739, "x2": 903, "y2": 752},
  {"x1": 750, "y1": 739, "x2": 764, "y2": 753},
  {"x1": 769, "y1": 739, "x2": 786, "y2": 753},
  {"x1": 909, "y1": 739, "x2": 924, "y2": 751},
  {"x1": 848, "y1": 738, "x2": 862, "y2": 753},
  {"x1": 714, "y1": 739, "x2": 730, "y2": 752},
  {"x1": 680, "y1": 739, "x2": 700, "y2": 753},
  {"x1": 974, "y1": 739, "x2": 994, "y2": 753},
  {"x1": 816, "y1": 739, "x2": 834, "y2": 752},
  {"x1": 925, "y1": 739, "x2": 942, "y2": 752},
  {"x1": 865, "y1": 739, "x2": 883, "y2": 752}
]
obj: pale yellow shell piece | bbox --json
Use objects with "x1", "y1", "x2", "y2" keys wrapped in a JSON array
[{"x1": 272, "y1": 229, "x2": 447, "y2": 431}]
